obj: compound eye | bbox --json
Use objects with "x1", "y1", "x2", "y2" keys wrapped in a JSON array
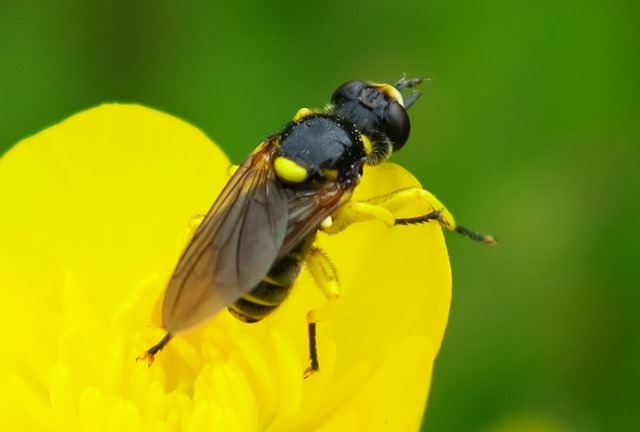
[
  {"x1": 387, "y1": 101, "x2": 411, "y2": 151},
  {"x1": 331, "y1": 80, "x2": 363, "y2": 104}
]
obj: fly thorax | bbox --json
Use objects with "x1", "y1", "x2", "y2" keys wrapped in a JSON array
[{"x1": 273, "y1": 114, "x2": 366, "y2": 187}]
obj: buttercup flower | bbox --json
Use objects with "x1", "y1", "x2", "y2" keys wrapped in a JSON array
[{"x1": 0, "y1": 105, "x2": 451, "y2": 431}]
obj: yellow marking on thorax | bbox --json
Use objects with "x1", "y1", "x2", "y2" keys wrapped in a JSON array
[
  {"x1": 361, "y1": 134, "x2": 373, "y2": 156},
  {"x1": 321, "y1": 168, "x2": 339, "y2": 181},
  {"x1": 294, "y1": 108, "x2": 315, "y2": 121},
  {"x1": 274, "y1": 156, "x2": 308, "y2": 183}
]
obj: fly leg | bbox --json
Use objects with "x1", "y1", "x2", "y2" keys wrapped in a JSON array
[
  {"x1": 136, "y1": 332, "x2": 173, "y2": 366},
  {"x1": 382, "y1": 188, "x2": 496, "y2": 244},
  {"x1": 303, "y1": 246, "x2": 340, "y2": 378},
  {"x1": 323, "y1": 187, "x2": 496, "y2": 245},
  {"x1": 320, "y1": 201, "x2": 396, "y2": 234}
]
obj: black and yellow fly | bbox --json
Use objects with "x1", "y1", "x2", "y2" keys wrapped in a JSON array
[{"x1": 138, "y1": 77, "x2": 495, "y2": 376}]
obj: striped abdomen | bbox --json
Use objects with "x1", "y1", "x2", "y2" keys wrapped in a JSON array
[{"x1": 228, "y1": 234, "x2": 315, "y2": 323}]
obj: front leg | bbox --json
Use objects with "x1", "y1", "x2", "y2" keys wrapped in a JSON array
[{"x1": 323, "y1": 187, "x2": 496, "y2": 244}]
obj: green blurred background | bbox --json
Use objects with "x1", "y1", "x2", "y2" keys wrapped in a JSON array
[{"x1": 1, "y1": 1, "x2": 638, "y2": 430}]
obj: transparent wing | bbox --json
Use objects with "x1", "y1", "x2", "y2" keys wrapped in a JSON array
[
  {"x1": 277, "y1": 181, "x2": 353, "y2": 260},
  {"x1": 161, "y1": 139, "x2": 357, "y2": 334},
  {"x1": 161, "y1": 142, "x2": 288, "y2": 332}
]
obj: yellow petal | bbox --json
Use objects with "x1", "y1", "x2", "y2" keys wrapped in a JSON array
[
  {"x1": 279, "y1": 162, "x2": 451, "y2": 431},
  {"x1": 0, "y1": 104, "x2": 451, "y2": 431}
]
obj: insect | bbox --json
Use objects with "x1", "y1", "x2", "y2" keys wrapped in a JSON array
[{"x1": 138, "y1": 76, "x2": 495, "y2": 376}]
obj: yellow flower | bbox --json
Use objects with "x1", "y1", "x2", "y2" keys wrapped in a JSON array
[{"x1": 0, "y1": 104, "x2": 451, "y2": 431}]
